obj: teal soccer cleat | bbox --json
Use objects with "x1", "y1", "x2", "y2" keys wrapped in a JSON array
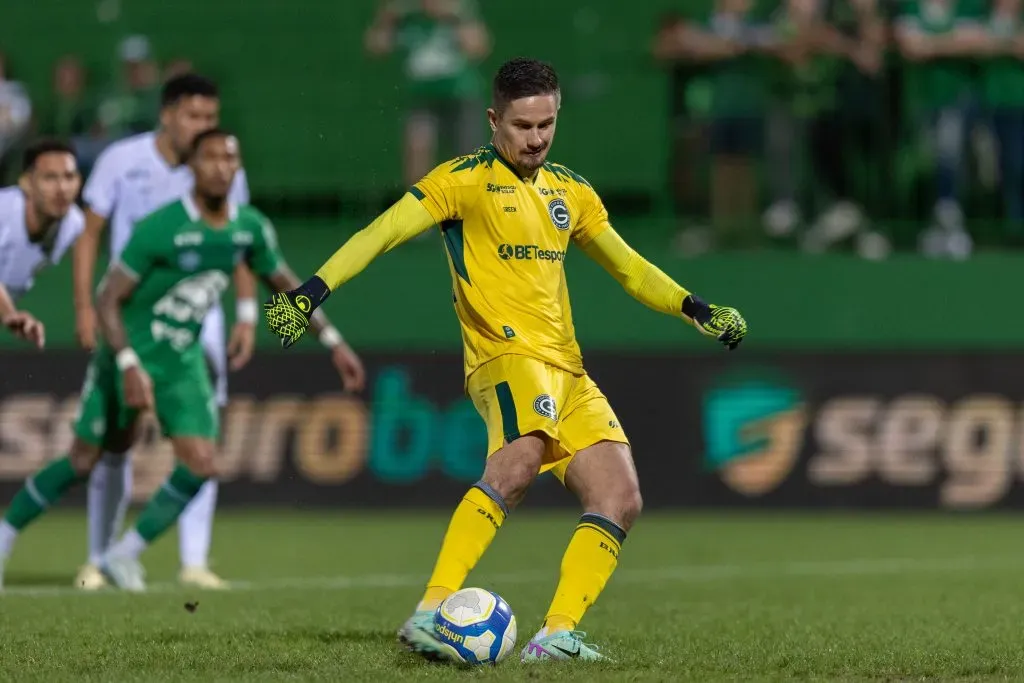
[
  {"x1": 520, "y1": 630, "x2": 609, "y2": 662},
  {"x1": 397, "y1": 609, "x2": 454, "y2": 662}
]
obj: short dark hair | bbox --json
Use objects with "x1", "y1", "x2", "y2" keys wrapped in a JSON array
[
  {"x1": 161, "y1": 73, "x2": 219, "y2": 108},
  {"x1": 191, "y1": 127, "x2": 235, "y2": 155},
  {"x1": 22, "y1": 139, "x2": 76, "y2": 172},
  {"x1": 492, "y1": 58, "x2": 560, "y2": 112}
]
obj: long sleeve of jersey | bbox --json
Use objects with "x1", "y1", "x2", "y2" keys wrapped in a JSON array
[
  {"x1": 315, "y1": 193, "x2": 437, "y2": 290},
  {"x1": 579, "y1": 226, "x2": 689, "y2": 318}
]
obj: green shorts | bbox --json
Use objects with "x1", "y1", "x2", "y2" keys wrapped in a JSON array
[{"x1": 73, "y1": 350, "x2": 218, "y2": 445}]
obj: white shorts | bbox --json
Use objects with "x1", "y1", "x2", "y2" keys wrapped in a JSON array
[{"x1": 200, "y1": 303, "x2": 228, "y2": 407}]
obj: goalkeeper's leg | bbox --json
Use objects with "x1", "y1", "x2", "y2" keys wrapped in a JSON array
[
  {"x1": 522, "y1": 440, "x2": 641, "y2": 663},
  {"x1": 398, "y1": 433, "x2": 545, "y2": 660}
]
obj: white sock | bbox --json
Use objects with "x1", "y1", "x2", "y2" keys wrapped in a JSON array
[
  {"x1": 86, "y1": 460, "x2": 107, "y2": 565},
  {"x1": 86, "y1": 454, "x2": 133, "y2": 565},
  {"x1": 178, "y1": 479, "x2": 218, "y2": 569},
  {"x1": 109, "y1": 528, "x2": 147, "y2": 561},
  {"x1": 87, "y1": 452, "x2": 132, "y2": 566},
  {"x1": 112, "y1": 455, "x2": 133, "y2": 540},
  {"x1": 0, "y1": 520, "x2": 18, "y2": 558}
]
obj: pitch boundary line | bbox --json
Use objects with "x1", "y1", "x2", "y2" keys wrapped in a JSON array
[{"x1": 3, "y1": 555, "x2": 1021, "y2": 598}]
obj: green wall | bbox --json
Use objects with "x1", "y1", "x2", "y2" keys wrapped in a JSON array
[
  {"x1": 3, "y1": 0, "x2": 694, "y2": 195},
  {"x1": 11, "y1": 219, "x2": 1024, "y2": 351},
  {"x1": 7, "y1": 2, "x2": 1020, "y2": 352}
]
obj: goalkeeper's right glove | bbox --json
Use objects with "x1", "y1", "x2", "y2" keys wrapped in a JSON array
[
  {"x1": 263, "y1": 276, "x2": 330, "y2": 349},
  {"x1": 682, "y1": 294, "x2": 747, "y2": 350}
]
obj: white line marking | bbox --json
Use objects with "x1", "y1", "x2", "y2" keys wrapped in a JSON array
[{"x1": 2, "y1": 556, "x2": 1021, "y2": 598}]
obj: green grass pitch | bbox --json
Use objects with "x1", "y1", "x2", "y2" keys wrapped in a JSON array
[{"x1": 3, "y1": 510, "x2": 1024, "y2": 682}]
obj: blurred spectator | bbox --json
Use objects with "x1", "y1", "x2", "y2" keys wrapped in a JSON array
[
  {"x1": 764, "y1": 0, "x2": 859, "y2": 248},
  {"x1": 828, "y1": 0, "x2": 891, "y2": 257},
  {"x1": 767, "y1": 0, "x2": 891, "y2": 257},
  {"x1": 93, "y1": 35, "x2": 161, "y2": 144},
  {"x1": 0, "y1": 51, "x2": 32, "y2": 185},
  {"x1": 830, "y1": 0, "x2": 893, "y2": 259},
  {"x1": 655, "y1": 0, "x2": 774, "y2": 253},
  {"x1": 164, "y1": 58, "x2": 194, "y2": 82},
  {"x1": 895, "y1": 0, "x2": 983, "y2": 259},
  {"x1": 653, "y1": 12, "x2": 708, "y2": 239},
  {"x1": 44, "y1": 55, "x2": 107, "y2": 177},
  {"x1": 978, "y1": 0, "x2": 1024, "y2": 242},
  {"x1": 366, "y1": 0, "x2": 491, "y2": 186},
  {"x1": 47, "y1": 55, "x2": 91, "y2": 139}
]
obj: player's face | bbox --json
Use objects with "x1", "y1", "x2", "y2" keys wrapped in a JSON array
[
  {"x1": 191, "y1": 135, "x2": 241, "y2": 199},
  {"x1": 25, "y1": 152, "x2": 81, "y2": 220},
  {"x1": 162, "y1": 95, "x2": 220, "y2": 161},
  {"x1": 488, "y1": 93, "x2": 559, "y2": 177}
]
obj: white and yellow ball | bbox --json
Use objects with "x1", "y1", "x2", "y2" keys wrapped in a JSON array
[{"x1": 432, "y1": 587, "x2": 517, "y2": 665}]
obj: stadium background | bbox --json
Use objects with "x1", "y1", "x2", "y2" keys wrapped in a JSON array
[{"x1": 2, "y1": 0, "x2": 1023, "y2": 514}]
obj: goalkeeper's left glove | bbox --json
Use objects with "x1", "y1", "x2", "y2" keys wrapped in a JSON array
[
  {"x1": 263, "y1": 276, "x2": 330, "y2": 349},
  {"x1": 682, "y1": 294, "x2": 747, "y2": 350}
]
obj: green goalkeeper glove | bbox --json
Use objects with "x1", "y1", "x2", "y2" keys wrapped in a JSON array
[
  {"x1": 682, "y1": 294, "x2": 747, "y2": 350},
  {"x1": 263, "y1": 276, "x2": 330, "y2": 349}
]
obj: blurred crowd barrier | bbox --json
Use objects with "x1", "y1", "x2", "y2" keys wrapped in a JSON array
[{"x1": 4, "y1": 1, "x2": 1024, "y2": 258}]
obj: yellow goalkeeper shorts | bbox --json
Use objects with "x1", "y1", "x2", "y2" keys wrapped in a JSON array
[{"x1": 466, "y1": 353, "x2": 629, "y2": 483}]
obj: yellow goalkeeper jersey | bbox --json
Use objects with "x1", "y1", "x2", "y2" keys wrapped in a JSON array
[
  {"x1": 411, "y1": 144, "x2": 610, "y2": 377},
  {"x1": 313, "y1": 144, "x2": 687, "y2": 382}
]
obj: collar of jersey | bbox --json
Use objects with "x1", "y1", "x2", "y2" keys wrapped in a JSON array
[
  {"x1": 487, "y1": 143, "x2": 538, "y2": 185},
  {"x1": 182, "y1": 191, "x2": 238, "y2": 224}
]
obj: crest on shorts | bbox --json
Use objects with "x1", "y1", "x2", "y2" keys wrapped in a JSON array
[
  {"x1": 547, "y1": 198, "x2": 570, "y2": 231},
  {"x1": 534, "y1": 394, "x2": 557, "y2": 421}
]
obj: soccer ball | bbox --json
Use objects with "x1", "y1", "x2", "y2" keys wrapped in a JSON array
[{"x1": 432, "y1": 587, "x2": 517, "y2": 665}]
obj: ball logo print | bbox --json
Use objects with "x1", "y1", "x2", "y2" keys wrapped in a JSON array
[
  {"x1": 534, "y1": 394, "x2": 557, "y2": 420},
  {"x1": 432, "y1": 587, "x2": 518, "y2": 665},
  {"x1": 294, "y1": 295, "x2": 311, "y2": 313},
  {"x1": 440, "y1": 590, "x2": 490, "y2": 625},
  {"x1": 498, "y1": 244, "x2": 514, "y2": 260},
  {"x1": 547, "y1": 198, "x2": 570, "y2": 230}
]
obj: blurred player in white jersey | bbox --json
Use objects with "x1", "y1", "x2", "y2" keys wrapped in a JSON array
[
  {"x1": 0, "y1": 140, "x2": 84, "y2": 347},
  {"x1": 72, "y1": 74, "x2": 252, "y2": 591}
]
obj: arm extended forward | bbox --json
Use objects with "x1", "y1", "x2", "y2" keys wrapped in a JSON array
[
  {"x1": 579, "y1": 227, "x2": 748, "y2": 349},
  {"x1": 262, "y1": 192, "x2": 436, "y2": 348}
]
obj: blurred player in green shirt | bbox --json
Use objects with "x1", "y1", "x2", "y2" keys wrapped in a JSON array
[{"x1": 0, "y1": 130, "x2": 354, "y2": 591}]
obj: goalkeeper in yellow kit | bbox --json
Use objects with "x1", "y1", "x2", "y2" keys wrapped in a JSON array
[{"x1": 264, "y1": 58, "x2": 747, "y2": 663}]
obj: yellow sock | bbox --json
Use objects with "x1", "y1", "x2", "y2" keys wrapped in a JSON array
[
  {"x1": 416, "y1": 483, "x2": 508, "y2": 612},
  {"x1": 543, "y1": 513, "x2": 626, "y2": 633}
]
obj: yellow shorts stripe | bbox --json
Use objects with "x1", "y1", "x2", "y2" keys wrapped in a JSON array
[{"x1": 494, "y1": 381, "x2": 520, "y2": 442}]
